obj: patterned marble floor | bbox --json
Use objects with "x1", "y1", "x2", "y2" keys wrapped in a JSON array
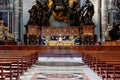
[{"x1": 17, "y1": 57, "x2": 102, "y2": 80}]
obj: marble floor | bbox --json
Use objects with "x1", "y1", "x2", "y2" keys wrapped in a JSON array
[{"x1": 17, "y1": 57, "x2": 102, "y2": 80}]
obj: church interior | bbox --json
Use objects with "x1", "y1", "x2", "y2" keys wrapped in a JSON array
[{"x1": 0, "y1": 0, "x2": 120, "y2": 80}]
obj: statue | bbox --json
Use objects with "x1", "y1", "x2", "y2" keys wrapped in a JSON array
[
  {"x1": 105, "y1": 24, "x2": 113, "y2": 40},
  {"x1": 69, "y1": 2, "x2": 80, "y2": 26},
  {"x1": 42, "y1": 1, "x2": 50, "y2": 26},
  {"x1": 79, "y1": 0, "x2": 94, "y2": 25},
  {"x1": 27, "y1": 0, "x2": 43, "y2": 26},
  {"x1": 27, "y1": 0, "x2": 95, "y2": 26},
  {"x1": 0, "y1": 20, "x2": 14, "y2": 41},
  {"x1": 109, "y1": 23, "x2": 120, "y2": 40}
]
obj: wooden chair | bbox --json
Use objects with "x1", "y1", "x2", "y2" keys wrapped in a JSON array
[{"x1": 0, "y1": 66, "x2": 6, "y2": 80}]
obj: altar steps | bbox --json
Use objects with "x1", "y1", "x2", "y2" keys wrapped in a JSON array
[{"x1": 39, "y1": 50, "x2": 82, "y2": 57}]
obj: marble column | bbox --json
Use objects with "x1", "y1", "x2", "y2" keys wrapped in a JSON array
[
  {"x1": 101, "y1": 0, "x2": 108, "y2": 43},
  {"x1": 20, "y1": 0, "x2": 23, "y2": 42},
  {"x1": 90, "y1": 0, "x2": 100, "y2": 42},
  {"x1": 13, "y1": 0, "x2": 20, "y2": 41}
]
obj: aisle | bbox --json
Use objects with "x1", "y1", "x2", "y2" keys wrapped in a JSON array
[{"x1": 19, "y1": 57, "x2": 102, "y2": 80}]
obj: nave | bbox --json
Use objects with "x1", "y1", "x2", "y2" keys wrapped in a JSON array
[
  {"x1": 0, "y1": 0, "x2": 120, "y2": 79},
  {"x1": 0, "y1": 48, "x2": 120, "y2": 80},
  {"x1": 20, "y1": 57, "x2": 101, "y2": 80}
]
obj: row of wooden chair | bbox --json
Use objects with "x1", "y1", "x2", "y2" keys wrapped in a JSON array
[
  {"x1": 0, "y1": 66, "x2": 6, "y2": 80},
  {"x1": 81, "y1": 51, "x2": 120, "y2": 80},
  {"x1": 0, "y1": 50, "x2": 38, "y2": 80}
]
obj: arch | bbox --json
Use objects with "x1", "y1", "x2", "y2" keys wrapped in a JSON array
[{"x1": 0, "y1": 0, "x2": 10, "y2": 6}]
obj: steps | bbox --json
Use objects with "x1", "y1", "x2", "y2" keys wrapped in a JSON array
[
  {"x1": 37, "y1": 57, "x2": 84, "y2": 66},
  {"x1": 39, "y1": 50, "x2": 82, "y2": 57}
]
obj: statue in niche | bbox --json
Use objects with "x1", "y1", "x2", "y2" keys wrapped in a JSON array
[
  {"x1": 79, "y1": 0, "x2": 94, "y2": 25},
  {"x1": 27, "y1": 0, "x2": 43, "y2": 26},
  {"x1": 0, "y1": 20, "x2": 14, "y2": 41}
]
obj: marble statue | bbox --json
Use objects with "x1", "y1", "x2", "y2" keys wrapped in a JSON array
[
  {"x1": 105, "y1": 25, "x2": 113, "y2": 40},
  {"x1": 0, "y1": 20, "x2": 14, "y2": 41}
]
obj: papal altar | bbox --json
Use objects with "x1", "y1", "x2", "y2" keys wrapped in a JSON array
[
  {"x1": 46, "y1": 41, "x2": 74, "y2": 46},
  {"x1": 25, "y1": 25, "x2": 95, "y2": 45}
]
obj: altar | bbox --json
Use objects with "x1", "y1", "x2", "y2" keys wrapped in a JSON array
[
  {"x1": 25, "y1": 25, "x2": 95, "y2": 45},
  {"x1": 41, "y1": 26, "x2": 79, "y2": 36},
  {"x1": 46, "y1": 41, "x2": 74, "y2": 46}
]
